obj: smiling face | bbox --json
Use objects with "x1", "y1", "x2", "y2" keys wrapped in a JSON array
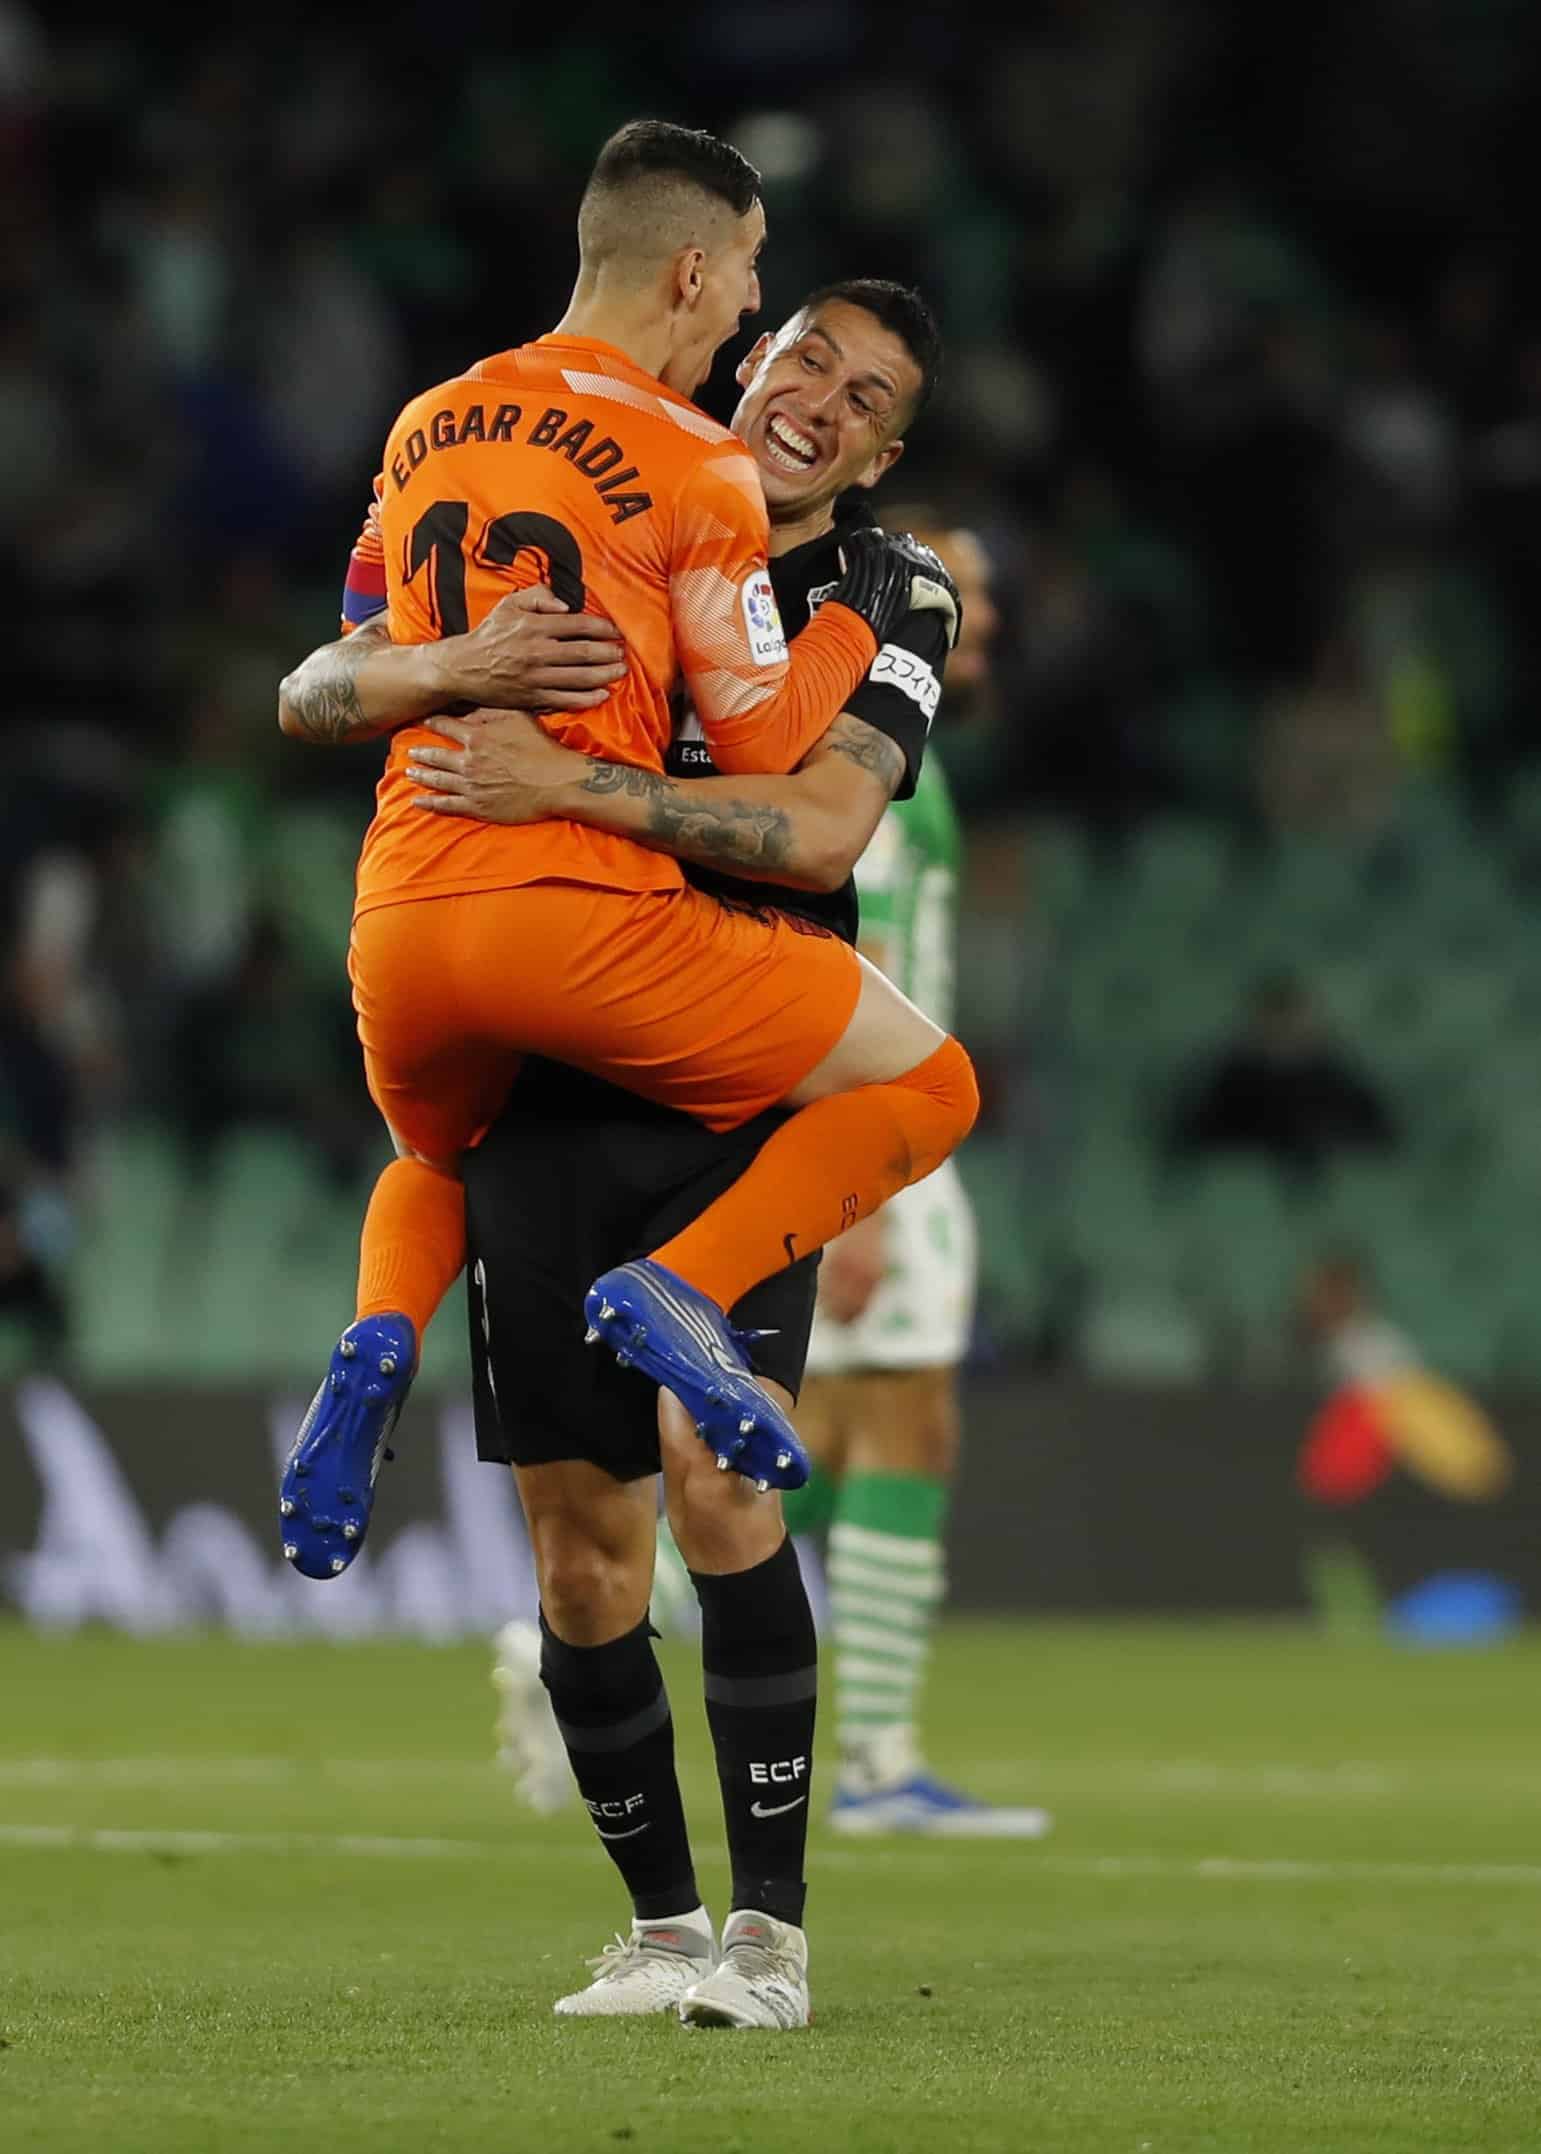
[{"x1": 730, "y1": 298, "x2": 923, "y2": 524}]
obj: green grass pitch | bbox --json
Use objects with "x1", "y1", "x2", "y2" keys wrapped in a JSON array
[{"x1": 2, "y1": 1618, "x2": 1538, "y2": 2152}]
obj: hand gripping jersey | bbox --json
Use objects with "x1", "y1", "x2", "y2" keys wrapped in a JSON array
[{"x1": 355, "y1": 333, "x2": 877, "y2": 919}]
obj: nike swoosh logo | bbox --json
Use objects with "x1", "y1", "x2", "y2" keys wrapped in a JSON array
[
  {"x1": 595, "y1": 1821, "x2": 652, "y2": 1841},
  {"x1": 750, "y1": 1796, "x2": 807, "y2": 1819}
]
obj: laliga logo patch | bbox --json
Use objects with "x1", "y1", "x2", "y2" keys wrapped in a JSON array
[{"x1": 741, "y1": 569, "x2": 789, "y2": 665}]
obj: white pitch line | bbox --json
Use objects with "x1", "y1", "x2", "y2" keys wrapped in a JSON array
[
  {"x1": 9, "y1": 1755, "x2": 1541, "y2": 1797},
  {"x1": 0, "y1": 1824, "x2": 489, "y2": 1859},
  {"x1": 815, "y1": 1850, "x2": 1541, "y2": 1886},
  {"x1": 1030, "y1": 1855, "x2": 1541, "y2": 1888},
  {"x1": 0, "y1": 1758, "x2": 496, "y2": 1788},
  {"x1": 2, "y1": 1824, "x2": 1541, "y2": 1887}
]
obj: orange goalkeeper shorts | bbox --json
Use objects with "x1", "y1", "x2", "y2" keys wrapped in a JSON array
[{"x1": 348, "y1": 881, "x2": 863, "y2": 1163}]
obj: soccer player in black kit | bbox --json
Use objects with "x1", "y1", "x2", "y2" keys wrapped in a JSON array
[{"x1": 280, "y1": 279, "x2": 953, "y2": 2027}]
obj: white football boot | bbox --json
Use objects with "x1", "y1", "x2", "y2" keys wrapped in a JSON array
[
  {"x1": 490, "y1": 1618, "x2": 573, "y2": 1815},
  {"x1": 677, "y1": 1908, "x2": 811, "y2": 2030},
  {"x1": 553, "y1": 1908, "x2": 717, "y2": 2018}
]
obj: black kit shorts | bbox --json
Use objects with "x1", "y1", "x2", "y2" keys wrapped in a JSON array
[{"x1": 463, "y1": 1056, "x2": 820, "y2": 1483}]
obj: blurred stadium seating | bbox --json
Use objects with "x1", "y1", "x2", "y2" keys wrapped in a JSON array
[{"x1": 5, "y1": 782, "x2": 1539, "y2": 1398}]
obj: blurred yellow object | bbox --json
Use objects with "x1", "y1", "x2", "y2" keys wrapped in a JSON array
[{"x1": 1374, "y1": 1371, "x2": 1514, "y2": 1502}]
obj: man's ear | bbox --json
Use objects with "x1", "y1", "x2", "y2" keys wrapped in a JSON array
[
  {"x1": 851, "y1": 437, "x2": 906, "y2": 493},
  {"x1": 673, "y1": 245, "x2": 707, "y2": 309},
  {"x1": 736, "y1": 332, "x2": 773, "y2": 387},
  {"x1": 741, "y1": 333, "x2": 775, "y2": 389}
]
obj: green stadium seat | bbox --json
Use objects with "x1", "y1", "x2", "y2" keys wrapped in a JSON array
[
  {"x1": 1020, "y1": 818, "x2": 1092, "y2": 933},
  {"x1": 261, "y1": 804, "x2": 362, "y2": 989},
  {"x1": 174, "y1": 1129, "x2": 337, "y2": 1381},
  {"x1": 1492, "y1": 1295, "x2": 1541, "y2": 1385},
  {"x1": 69, "y1": 1119, "x2": 186, "y2": 1381},
  {"x1": 1075, "y1": 1290, "x2": 1209, "y2": 1383},
  {"x1": 1241, "y1": 836, "x2": 1372, "y2": 944},
  {"x1": 956, "y1": 1135, "x2": 1051, "y2": 1339},
  {"x1": 1312, "y1": 958, "x2": 1382, "y2": 1037},
  {"x1": 1162, "y1": 1157, "x2": 1307, "y2": 1331},
  {"x1": 1120, "y1": 817, "x2": 1236, "y2": 925},
  {"x1": 1307, "y1": 1155, "x2": 1417, "y2": 1243},
  {"x1": 955, "y1": 914, "x2": 1031, "y2": 1051}
]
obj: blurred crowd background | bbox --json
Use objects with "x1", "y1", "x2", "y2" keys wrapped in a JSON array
[{"x1": 7, "y1": 0, "x2": 1541, "y2": 1397}]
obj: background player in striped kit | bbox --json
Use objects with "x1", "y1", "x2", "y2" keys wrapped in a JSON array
[{"x1": 784, "y1": 513, "x2": 1051, "y2": 1837}]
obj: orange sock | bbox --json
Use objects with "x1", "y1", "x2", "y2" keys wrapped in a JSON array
[
  {"x1": 650, "y1": 1035, "x2": 979, "y2": 1314},
  {"x1": 355, "y1": 1157, "x2": 467, "y2": 1343}
]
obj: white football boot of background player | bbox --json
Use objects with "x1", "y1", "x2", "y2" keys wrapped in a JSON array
[{"x1": 490, "y1": 1618, "x2": 573, "y2": 1815}]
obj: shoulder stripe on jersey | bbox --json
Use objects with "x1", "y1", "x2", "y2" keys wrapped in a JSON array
[
  {"x1": 654, "y1": 400, "x2": 735, "y2": 443},
  {"x1": 701, "y1": 451, "x2": 766, "y2": 510},
  {"x1": 558, "y1": 369, "x2": 735, "y2": 443},
  {"x1": 557, "y1": 369, "x2": 662, "y2": 420}
]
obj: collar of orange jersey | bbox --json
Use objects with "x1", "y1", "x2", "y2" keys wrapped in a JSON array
[{"x1": 533, "y1": 332, "x2": 658, "y2": 384}]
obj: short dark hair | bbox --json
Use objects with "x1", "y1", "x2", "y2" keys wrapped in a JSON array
[
  {"x1": 799, "y1": 278, "x2": 943, "y2": 420},
  {"x1": 587, "y1": 119, "x2": 761, "y2": 221}
]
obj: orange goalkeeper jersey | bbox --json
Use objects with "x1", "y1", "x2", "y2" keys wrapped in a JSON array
[{"x1": 354, "y1": 332, "x2": 877, "y2": 917}]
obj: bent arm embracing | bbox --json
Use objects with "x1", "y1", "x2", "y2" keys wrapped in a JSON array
[
  {"x1": 278, "y1": 478, "x2": 627, "y2": 745},
  {"x1": 278, "y1": 589, "x2": 627, "y2": 745},
  {"x1": 406, "y1": 711, "x2": 905, "y2": 893}
]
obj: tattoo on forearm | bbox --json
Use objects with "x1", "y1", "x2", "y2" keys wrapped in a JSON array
[
  {"x1": 820, "y1": 714, "x2": 905, "y2": 793},
  {"x1": 281, "y1": 635, "x2": 378, "y2": 744},
  {"x1": 578, "y1": 761, "x2": 794, "y2": 871}
]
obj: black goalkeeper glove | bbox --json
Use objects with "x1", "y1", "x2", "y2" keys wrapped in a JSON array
[{"x1": 827, "y1": 528, "x2": 963, "y2": 650}]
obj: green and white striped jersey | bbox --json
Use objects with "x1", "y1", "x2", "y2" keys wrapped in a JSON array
[{"x1": 854, "y1": 754, "x2": 962, "y2": 1030}]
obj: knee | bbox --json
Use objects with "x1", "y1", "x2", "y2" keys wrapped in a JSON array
[
  {"x1": 904, "y1": 1035, "x2": 978, "y2": 1179},
  {"x1": 532, "y1": 1521, "x2": 649, "y2": 1645},
  {"x1": 941, "y1": 1036, "x2": 980, "y2": 1145}
]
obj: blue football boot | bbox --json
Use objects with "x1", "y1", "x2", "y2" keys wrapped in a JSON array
[
  {"x1": 829, "y1": 1774, "x2": 1053, "y2": 1838},
  {"x1": 279, "y1": 1313, "x2": 417, "y2": 1579},
  {"x1": 583, "y1": 1260, "x2": 809, "y2": 1491}
]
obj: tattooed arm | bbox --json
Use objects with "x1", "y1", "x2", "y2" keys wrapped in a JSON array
[
  {"x1": 278, "y1": 617, "x2": 404, "y2": 744},
  {"x1": 406, "y1": 710, "x2": 906, "y2": 893},
  {"x1": 277, "y1": 590, "x2": 627, "y2": 744}
]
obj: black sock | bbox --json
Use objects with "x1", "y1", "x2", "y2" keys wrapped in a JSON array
[
  {"x1": 539, "y1": 1610, "x2": 699, "y2": 1922},
  {"x1": 691, "y1": 1536, "x2": 817, "y2": 1927}
]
